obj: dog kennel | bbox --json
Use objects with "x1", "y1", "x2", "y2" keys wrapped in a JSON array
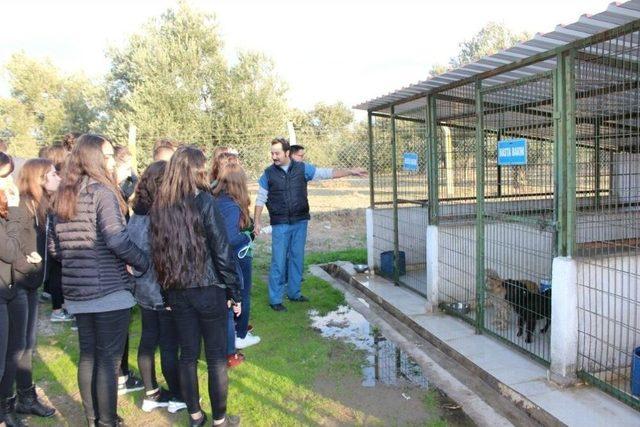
[{"x1": 359, "y1": 1, "x2": 640, "y2": 410}]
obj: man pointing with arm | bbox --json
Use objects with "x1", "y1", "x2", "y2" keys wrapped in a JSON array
[{"x1": 254, "y1": 137, "x2": 366, "y2": 312}]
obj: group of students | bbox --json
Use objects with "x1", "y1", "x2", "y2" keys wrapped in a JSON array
[{"x1": 0, "y1": 134, "x2": 262, "y2": 427}]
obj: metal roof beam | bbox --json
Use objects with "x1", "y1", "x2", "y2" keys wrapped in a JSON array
[{"x1": 365, "y1": 18, "x2": 640, "y2": 112}]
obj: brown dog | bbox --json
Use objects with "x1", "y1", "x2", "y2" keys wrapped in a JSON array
[{"x1": 485, "y1": 269, "x2": 511, "y2": 330}]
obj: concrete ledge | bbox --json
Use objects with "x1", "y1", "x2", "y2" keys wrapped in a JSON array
[{"x1": 322, "y1": 262, "x2": 640, "y2": 427}]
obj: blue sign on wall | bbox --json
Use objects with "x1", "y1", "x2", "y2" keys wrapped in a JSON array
[
  {"x1": 403, "y1": 152, "x2": 419, "y2": 171},
  {"x1": 497, "y1": 139, "x2": 527, "y2": 166}
]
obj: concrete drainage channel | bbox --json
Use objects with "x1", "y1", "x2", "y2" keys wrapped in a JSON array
[
  {"x1": 309, "y1": 304, "x2": 473, "y2": 425},
  {"x1": 310, "y1": 263, "x2": 542, "y2": 427}
]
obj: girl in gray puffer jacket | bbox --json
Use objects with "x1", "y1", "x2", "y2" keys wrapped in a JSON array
[{"x1": 127, "y1": 160, "x2": 184, "y2": 413}]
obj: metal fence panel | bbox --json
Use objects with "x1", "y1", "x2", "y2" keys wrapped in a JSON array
[
  {"x1": 480, "y1": 71, "x2": 555, "y2": 363},
  {"x1": 574, "y1": 28, "x2": 640, "y2": 408},
  {"x1": 435, "y1": 84, "x2": 478, "y2": 322},
  {"x1": 394, "y1": 108, "x2": 428, "y2": 296}
]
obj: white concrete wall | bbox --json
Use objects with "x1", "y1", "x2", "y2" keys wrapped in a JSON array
[
  {"x1": 612, "y1": 152, "x2": 640, "y2": 204},
  {"x1": 576, "y1": 209, "x2": 640, "y2": 244},
  {"x1": 550, "y1": 257, "x2": 578, "y2": 381},
  {"x1": 576, "y1": 254, "x2": 640, "y2": 371},
  {"x1": 438, "y1": 221, "x2": 476, "y2": 303},
  {"x1": 366, "y1": 208, "x2": 375, "y2": 270},
  {"x1": 437, "y1": 221, "x2": 554, "y2": 303},
  {"x1": 370, "y1": 206, "x2": 427, "y2": 268}
]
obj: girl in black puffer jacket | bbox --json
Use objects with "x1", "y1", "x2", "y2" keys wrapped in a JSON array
[{"x1": 48, "y1": 135, "x2": 148, "y2": 427}]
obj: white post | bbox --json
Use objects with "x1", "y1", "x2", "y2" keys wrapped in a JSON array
[
  {"x1": 549, "y1": 256, "x2": 578, "y2": 385},
  {"x1": 426, "y1": 225, "x2": 439, "y2": 312},
  {"x1": 366, "y1": 208, "x2": 375, "y2": 271}
]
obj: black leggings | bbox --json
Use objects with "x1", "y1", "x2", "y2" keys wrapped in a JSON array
[
  {"x1": 137, "y1": 308, "x2": 180, "y2": 396},
  {"x1": 47, "y1": 259, "x2": 64, "y2": 311},
  {"x1": 15, "y1": 288, "x2": 38, "y2": 391},
  {"x1": 167, "y1": 287, "x2": 228, "y2": 419},
  {"x1": 120, "y1": 334, "x2": 129, "y2": 378},
  {"x1": 0, "y1": 291, "x2": 28, "y2": 399},
  {"x1": 76, "y1": 308, "x2": 131, "y2": 425}
]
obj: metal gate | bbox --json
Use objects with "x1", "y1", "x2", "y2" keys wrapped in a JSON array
[{"x1": 479, "y1": 73, "x2": 555, "y2": 363}]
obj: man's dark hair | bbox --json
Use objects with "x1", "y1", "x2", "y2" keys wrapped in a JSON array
[
  {"x1": 289, "y1": 144, "x2": 304, "y2": 155},
  {"x1": 153, "y1": 138, "x2": 179, "y2": 151},
  {"x1": 0, "y1": 139, "x2": 7, "y2": 153},
  {"x1": 152, "y1": 139, "x2": 179, "y2": 160},
  {"x1": 271, "y1": 137, "x2": 290, "y2": 152},
  {"x1": 0, "y1": 152, "x2": 15, "y2": 177},
  {"x1": 114, "y1": 145, "x2": 131, "y2": 166},
  {"x1": 62, "y1": 132, "x2": 81, "y2": 152}
]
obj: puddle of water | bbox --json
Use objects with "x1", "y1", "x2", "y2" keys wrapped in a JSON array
[{"x1": 309, "y1": 305, "x2": 429, "y2": 389}]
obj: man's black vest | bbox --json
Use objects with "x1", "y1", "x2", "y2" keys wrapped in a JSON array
[{"x1": 265, "y1": 160, "x2": 310, "y2": 225}]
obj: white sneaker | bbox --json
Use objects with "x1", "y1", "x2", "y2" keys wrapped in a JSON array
[
  {"x1": 167, "y1": 399, "x2": 187, "y2": 413},
  {"x1": 235, "y1": 332, "x2": 261, "y2": 349},
  {"x1": 141, "y1": 388, "x2": 171, "y2": 412},
  {"x1": 50, "y1": 310, "x2": 74, "y2": 322}
]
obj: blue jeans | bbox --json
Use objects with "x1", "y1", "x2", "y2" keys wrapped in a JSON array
[
  {"x1": 268, "y1": 220, "x2": 308, "y2": 305},
  {"x1": 235, "y1": 256, "x2": 252, "y2": 338},
  {"x1": 226, "y1": 309, "x2": 235, "y2": 356}
]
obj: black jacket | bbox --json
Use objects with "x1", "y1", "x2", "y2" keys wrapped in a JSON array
[
  {"x1": 0, "y1": 207, "x2": 24, "y2": 300},
  {"x1": 264, "y1": 160, "x2": 310, "y2": 225},
  {"x1": 12, "y1": 201, "x2": 46, "y2": 290},
  {"x1": 181, "y1": 191, "x2": 241, "y2": 302},
  {"x1": 48, "y1": 178, "x2": 149, "y2": 302},
  {"x1": 127, "y1": 213, "x2": 165, "y2": 310}
]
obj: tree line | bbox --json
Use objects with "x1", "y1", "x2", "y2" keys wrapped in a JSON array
[{"x1": 1, "y1": 1, "x2": 527, "y2": 177}]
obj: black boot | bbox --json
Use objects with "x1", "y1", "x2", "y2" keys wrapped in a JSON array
[
  {"x1": 0, "y1": 397, "x2": 6, "y2": 426},
  {"x1": 95, "y1": 414, "x2": 124, "y2": 427},
  {"x1": 3, "y1": 396, "x2": 25, "y2": 427},
  {"x1": 16, "y1": 384, "x2": 55, "y2": 417}
]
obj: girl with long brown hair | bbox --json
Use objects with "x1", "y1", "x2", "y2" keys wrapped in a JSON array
[
  {"x1": 48, "y1": 134, "x2": 148, "y2": 427},
  {"x1": 127, "y1": 161, "x2": 185, "y2": 413},
  {"x1": 213, "y1": 163, "x2": 261, "y2": 359},
  {"x1": 7, "y1": 159, "x2": 60, "y2": 420},
  {"x1": 0, "y1": 154, "x2": 29, "y2": 427},
  {"x1": 39, "y1": 146, "x2": 72, "y2": 322},
  {"x1": 150, "y1": 146, "x2": 241, "y2": 427},
  {"x1": 209, "y1": 148, "x2": 239, "y2": 188}
]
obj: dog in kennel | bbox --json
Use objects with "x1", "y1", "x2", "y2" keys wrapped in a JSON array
[
  {"x1": 504, "y1": 279, "x2": 551, "y2": 343},
  {"x1": 485, "y1": 269, "x2": 551, "y2": 343}
]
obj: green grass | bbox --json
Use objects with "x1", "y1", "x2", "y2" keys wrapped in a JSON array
[
  {"x1": 304, "y1": 248, "x2": 367, "y2": 267},
  {"x1": 31, "y1": 248, "x2": 389, "y2": 426}
]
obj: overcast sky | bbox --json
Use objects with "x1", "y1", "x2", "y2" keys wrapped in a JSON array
[{"x1": 1, "y1": 0, "x2": 613, "y2": 112}]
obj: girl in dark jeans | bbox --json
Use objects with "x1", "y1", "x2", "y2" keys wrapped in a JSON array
[
  {"x1": 49, "y1": 135, "x2": 148, "y2": 427},
  {"x1": 127, "y1": 161, "x2": 185, "y2": 413},
  {"x1": 0, "y1": 153, "x2": 30, "y2": 427},
  {"x1": 11, "y1": 159, "x2": 61, "y2": 419},
  {"x1": 150, "y1": 146, "x2": 241, "y2": 427},
  {"x1": 213, "y1": 163, "x2": 261, "y2": 351}
]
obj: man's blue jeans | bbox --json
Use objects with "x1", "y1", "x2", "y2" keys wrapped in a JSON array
[{"x1": 268, "y1": 220, "x2": 308, "y2": 305}]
